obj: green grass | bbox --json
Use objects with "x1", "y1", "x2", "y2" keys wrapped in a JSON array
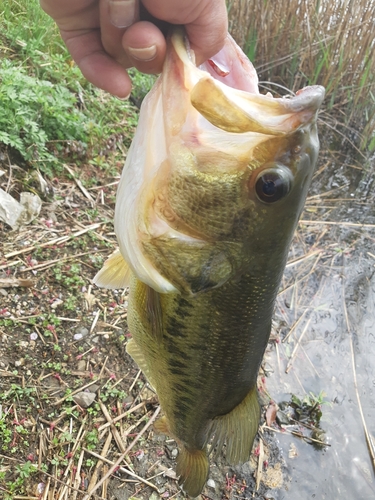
[{"x1": 0, "y1": 0, "x2": 155, "y2": 177}]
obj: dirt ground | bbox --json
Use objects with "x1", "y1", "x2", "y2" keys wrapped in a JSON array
[
  {"x1": 1, "y1": 130, "x2": 373, "y2": 499},
  {"x1": 0, "y1": 152, "x2": 296, "y2": 500}
]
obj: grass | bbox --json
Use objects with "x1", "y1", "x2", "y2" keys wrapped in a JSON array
[
  {"x1": 0, "y1": 0, "x2": 155, "y2": 178},
  {"x1": 228, "y1": 0, "x2": 375, "y2": 150}
]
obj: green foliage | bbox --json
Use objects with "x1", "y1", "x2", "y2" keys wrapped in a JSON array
[
  {"x1": 0, "y1": 59, "x2": 88, "y2": 174},
  {"x1": 0, "y1": 0, "x2": 145, "y2": 178},
  {"x1": 290, "y1": 391, "x2": 329, "y2": 425}
]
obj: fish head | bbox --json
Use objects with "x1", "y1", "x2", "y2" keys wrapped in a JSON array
[{"x1": 114, "y1": 28, "x2": 325, "y2": 294}]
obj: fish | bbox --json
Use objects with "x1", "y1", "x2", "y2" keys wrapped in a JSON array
[{"x1": 94, "y1": 28, "x2": 324, "y2": 497}]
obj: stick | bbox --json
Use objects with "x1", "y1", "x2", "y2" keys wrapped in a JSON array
[
  {"x1": 98, "y1": 401, "x2": 146, "y2": 431},
  {"x1": 285, "y1": 318, "x2": 312, "y2": 373},
  {"x1": 343, "y1": 290, "x2": 375, "y2": 472},
  {"x1": 299, "y1": 220, "x2": 375, "y2": 229},
  {"x1": 64, "y1": 164, "x2": 95, "y2": 204},
  {"x1": 256, "y1": 438, "x2": 264, "y2": 491},
  {"x1": 87, "y1": 431, "x2": 112, "y2": 493},
  {"x1": 52, "y1": 380, "x2": 99, "y2": 406},
  {"x1": 81, "y1": 406, "x2": 161, "y2": 499},
  {"x1": 83, "y1": 447, "x2": 160, "y2": 493},
  {"x1": 99, "y1": 401, "x2": 126, "y2": 453},
  {"x1": 4, "y1": 223, "x2": 102, "y2": 258}
]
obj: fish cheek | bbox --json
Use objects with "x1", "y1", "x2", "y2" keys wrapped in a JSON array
[{"x1": 142, "y1": 238, "x2": 243, "y2": 294}]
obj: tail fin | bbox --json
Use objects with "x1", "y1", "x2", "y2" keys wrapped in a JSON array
[{"x1": 176, "y1": 447, "x2": 209, "y2": 498}]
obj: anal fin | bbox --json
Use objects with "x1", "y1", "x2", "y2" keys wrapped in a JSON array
[
  {"x1": 176, "y1": 447, "x2": 209, "y2": 498},
  {"x1": 207, "y1": 386, "x2": 260, "y2": 464}
]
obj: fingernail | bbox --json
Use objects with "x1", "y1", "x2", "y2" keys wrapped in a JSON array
[
  {"x1": 109, "y1": 0, "x2": 138, "y2": 28},
  {"x1": 127, "y1": 45, "x2": 157, "y2": 62},
  {"x1": 116, "y1": 92, "x2": 131, "y2": 101}
]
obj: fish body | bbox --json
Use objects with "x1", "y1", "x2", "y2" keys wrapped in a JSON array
[{"x1": 95, "y1": 29, "x2": 324, "y2": 497}]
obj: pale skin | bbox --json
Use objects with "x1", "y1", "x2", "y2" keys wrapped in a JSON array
[{"x1": 40, "y1": 0, "x2": 228, "y2": 98}]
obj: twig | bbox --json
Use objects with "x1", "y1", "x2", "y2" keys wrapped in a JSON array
[
  {"x1": 262, "y1": 425, "x2": 330, "y2": 447},
  {"x1": 83, "y1": 447, "x2": 160, "y2": 493},
  {"x1": 90, "y1": 309, "x2": 100, "y2": 333},
  {"x1": 256, "y1": 437, "x2": 264, "y2": 491},
  {"x1": 283, "y1": 309, "x2": 309, "y2": 343},
  {"x1": 4, "y1": 223, "x2": 102, "y2": 259},
  {"x1": 129, "y1": 369, "x2": 142, "y2": 392},
  {"x1": 98, "y1": 401, "x2": 146, "y2": 432},
  {"x1": 343, "y1": 287, "x2": 375, "y2": 473},
  {"x1": 0, "y1": 278, "x2": 34, "y2": 288},
  {"x1": 52, "y1": 380, "x2": 99, "y2": 406},
  {"x1": 285, "y1": 318, "x2": 312, "y2": 373},
  {"x1": 18, "y1": 250, "x2": 104, "y2": 273},
  {"x1": 64, "y1": 164, "x2": 95, "y2": 204},
  {"x1": 99, "y1": 401, "x2": 126, "y2": 453},
  {"x1": 72, "y1": 449, "x2": 85, "y2": 500},
  {"x1": 299, "y1": 220, "x2": 375, "y2": 229},
  {"x1": 81, "y1": 406, "x2": 161, "y2": 499},
  {"x1": 87, "y1": 430, "x2": 112, "y2": 493}
]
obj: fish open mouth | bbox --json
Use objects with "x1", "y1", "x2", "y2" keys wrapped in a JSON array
[{"x1": 170, "y1": 28, "x2": 325, "y2": 136}]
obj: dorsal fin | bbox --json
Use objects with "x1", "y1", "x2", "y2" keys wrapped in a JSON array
[{"x1": 93, "y1": 249, "x2": 131, "y2": 289}]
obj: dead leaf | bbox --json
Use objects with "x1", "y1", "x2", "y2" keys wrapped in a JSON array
[{"x1": 266, "y1": 400, "x2": 278, "y2": 426}]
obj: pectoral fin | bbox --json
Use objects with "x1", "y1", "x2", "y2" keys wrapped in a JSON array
[
  {"x1": 145, "y1": 285, "x2": 164, "y2": 340},
  {"x1": 126, "y1": 338, "x2": 157, "y2": 389},
  {"x1": 93, "y1": 249, "x2": 131, "y2": 289}
]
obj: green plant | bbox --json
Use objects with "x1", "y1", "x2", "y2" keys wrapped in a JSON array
[
  {"x1": 290, "y1": 391, "x2": 329, "y2": 425},
  {"x1": 0, "y1": 59, "x2": 88, "y2": 175}
]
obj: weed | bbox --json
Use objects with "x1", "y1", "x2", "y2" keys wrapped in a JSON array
[
  {"x1": 228, "y1": 0, "x2": 375, "y2": 148},
  {"x1": 289, "y1": 391, "x2": 329, "y2": 426},
  {"x1": 0, "y1": 60, "x2": 88, "y2": 175},
  {"x1": 85, "y1": 429, "x2": 99, "y2": 450}
]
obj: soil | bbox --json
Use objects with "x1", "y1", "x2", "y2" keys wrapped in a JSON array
[
  {"x1": 1, "y1": 130, "x2": 374, "y2": 499},
  {"x1": 0, "y1": 152, "x2": 290, "y2": 500}
]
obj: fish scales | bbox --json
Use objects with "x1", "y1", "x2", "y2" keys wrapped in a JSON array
[{"x1": 94, "y1": 27, "x2": 324, "y2": 497}]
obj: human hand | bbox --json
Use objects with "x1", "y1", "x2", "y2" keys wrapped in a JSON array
[{"x1": 40, "y1": 0, "x2": 228, "y2": 98}]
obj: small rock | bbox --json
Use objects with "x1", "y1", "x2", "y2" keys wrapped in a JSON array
[
  {"x1": 88, "y1": 384, "x2": 100, "y2": 393},
  {"x1": 207, "y1": 479, "x2": 216, "y2": 489},
  {"x1": 73, "y1": 391, "x2": 96, "y2": 408},
  {"x1": 15, "y1": 358, "x2": 25, "y2": 367},
  {"x1": 171, "y1": 448, "x2": 178, "y2": 459},
  {"x1": 30, "y1": 332, "x2": 38, "y2": 341},
  {"x1": 51, "y1": 299, "x2": 63, "y2": 309},
  {"x1": 73, "y1": 327, "x2": 89, "y2": 340},
  {"x1": 19, "y1": 341, "x2": 29, "y2": 349},
  {"x1": 77, "y1": 360, "x2": 86, "y2": 371}
]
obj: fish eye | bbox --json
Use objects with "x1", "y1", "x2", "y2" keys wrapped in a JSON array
[{"x1": 255, "y1": 165, "x2": 292, "y2": 203}]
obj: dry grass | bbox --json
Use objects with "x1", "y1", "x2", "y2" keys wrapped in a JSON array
[{"x1": 228, "y1": 0, "x2": 375, "y2": 149}]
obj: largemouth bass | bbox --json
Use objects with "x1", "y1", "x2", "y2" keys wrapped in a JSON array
[{"x1": 94, "y1": 28, "x2": 324, "y2": 497}]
